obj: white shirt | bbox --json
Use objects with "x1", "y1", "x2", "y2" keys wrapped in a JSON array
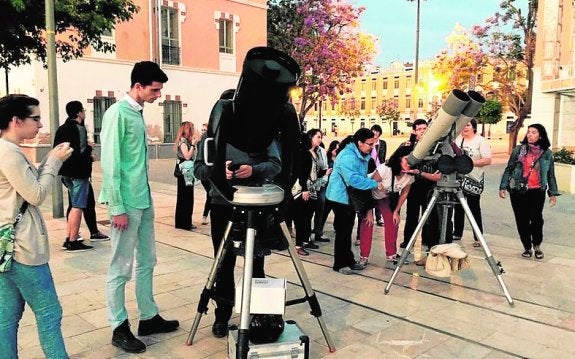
[
  {"x1": 370, "y1": 164, "x2": 415, "y2": 200},
  {"x1": 455, "y1": 134, "x2": 492, "y2": 181}
]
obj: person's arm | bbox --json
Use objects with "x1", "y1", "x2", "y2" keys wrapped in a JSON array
[
  {"x1": 546, "y1": 151, "x2": 560, "y2": 205},
  {"x1": 3, "y1": 145, "x2": 70, "y2": 207},
  {"x1": 474, "y1": 137, "x2": 492, "y2": 167},
  {"x1": 393, "y1": 183, "x2": 411, "y2": 225},
  {"x1": 99, "y1": 105, "x2": 126, "y2": 216},
  {"x1": 247, "y1": 139, "x2": 282, "y2": 180},
  {"x1": 499, "y1": 146, "x2": 521, "y2": 197},
  {"x1": 180, "y1": 138, "x2": 197, "y2": 160}
]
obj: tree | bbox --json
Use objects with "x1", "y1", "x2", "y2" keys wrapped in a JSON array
[
  {"x1": 1, "y1": 0, "x2": 139, "y2": 69},
  {"x1": 377, "y1": 98, "x2": 400, "y2": 134},
  {"x1": 432, "y1": 24, "x2": 486, "y2": 94},
  {"x1": 475, "y1": 99, "x2": 503, "y2": 137},
  {"x1": 267, "y1": 0, "x2": 376, "y2": 120},
  {"x1": 471, "y1": 0, "x2": 537, "y2": 153}
]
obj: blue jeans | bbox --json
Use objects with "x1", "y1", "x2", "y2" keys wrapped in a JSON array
[
  {"x1": 106, "y1": 205, "x2": 158, "y2": 329},
  {"x1": 0, "y1": 262, "x2": 68, "y2": 358}
]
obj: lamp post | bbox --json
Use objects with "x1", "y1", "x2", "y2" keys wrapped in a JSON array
[{"x1": 407, "y1": 0, "x2": 423, "y2": 85}]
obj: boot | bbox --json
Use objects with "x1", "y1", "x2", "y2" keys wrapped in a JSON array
[{"x1": 112, "y1": 319, "x2": 146, "y2": 353}]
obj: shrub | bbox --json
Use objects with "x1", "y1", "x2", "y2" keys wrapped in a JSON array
[{"x1": 553, "y1": 148, "x2": 575, "y2": 165}]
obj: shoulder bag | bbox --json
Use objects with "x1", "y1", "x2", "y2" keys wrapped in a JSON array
[
  {"x1": 0, "y1": 202, "x2": 29, "y2": 272},
  {"x1": 458, "y1": 138, "x2": 485, "y2": 196}
]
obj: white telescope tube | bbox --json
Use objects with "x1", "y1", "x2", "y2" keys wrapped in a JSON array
[
  {"x1": 453, "y1": 90, "x2": 486, "y2": 136},
  {"x1": 408, "y1": 89, "x2": 470, "y2": 166}
]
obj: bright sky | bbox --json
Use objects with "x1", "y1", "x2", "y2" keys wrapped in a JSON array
[{"x1": 353, "y1": 0, "x2": 526, "y2": 66}]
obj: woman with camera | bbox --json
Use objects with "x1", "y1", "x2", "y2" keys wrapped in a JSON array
[
  {"x1": 0, "y1": 94, "x2": 73, "y2": 358},
  {"x1": 499, "y1": 123, "x2": 559, "y2": 260}
]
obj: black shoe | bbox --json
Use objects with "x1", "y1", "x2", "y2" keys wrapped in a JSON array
[
  {"x1": 376, "y1": 221, "x2": 384, "y2": 227},
  {"x1": 399, "y1": 242, "x2": 408, "y2": 249},
  {"x1": 212, "y1": 321, "x2": 228, "y2": 338},
  {"x1": 303, "y1": 242, "x2": 319, "y2": 249},
  {"x1": 112, "y1": 320, "x2": 146, "y2": 353},
  {"x1": 138, "y1": 314, "x2": 179, "y2": 336},
  {"x1": 314, "y1": 237, "x2": 330, "y2": 242},
  {"x1": 522, "y1": 249, "x2": 533, "y2": 258},
  {"x1": 90, "y1": 232, "x2": 110, "y2": 241},
  {"x1": 66, "y1": 240, "x2": 94, "y2": 252}
]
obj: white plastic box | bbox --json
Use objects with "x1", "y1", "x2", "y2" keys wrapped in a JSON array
[
  {"x1": 228, "y1": 320, "x2": 309, "y2": 359},
  {"x1": 235, "y1": 277, "x2": 286, "y2": 314}
]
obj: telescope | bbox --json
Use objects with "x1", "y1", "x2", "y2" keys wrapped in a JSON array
[
  {"x1": 407, "y1": 89, "x2": 485, "y2": 173},
  {"x1": 203, "y1": 47, "x2": 301, "y2": 203}
]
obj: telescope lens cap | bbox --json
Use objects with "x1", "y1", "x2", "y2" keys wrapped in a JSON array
[
  {"x1": 437, "y1": 155, "x2": 457, "y2": 174},
  {"x1": 454, "y1": 155, "x2": 474, "y2": 175}
]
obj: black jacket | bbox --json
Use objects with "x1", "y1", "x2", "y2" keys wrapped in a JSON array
[
  {"x1": 53, "y1": 118, "x2": 93, "y2": 178},
  {"x1": 375, "y1": 139, "x2": 387, "y2": 164}
]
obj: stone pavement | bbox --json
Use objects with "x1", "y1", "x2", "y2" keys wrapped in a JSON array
[{"x1": 18, "y1": 147, "x2": 575, "y2": 359}]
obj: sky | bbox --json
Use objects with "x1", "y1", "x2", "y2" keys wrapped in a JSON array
[{"x1": 353, "y1": 0, "x2": 526, "y2": 66}]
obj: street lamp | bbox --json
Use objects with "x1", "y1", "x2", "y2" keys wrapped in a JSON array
[{"x1": 407, "y1": 0, "x2": 425, "y2": 85}]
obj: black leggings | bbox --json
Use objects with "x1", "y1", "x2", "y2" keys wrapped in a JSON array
[{"x1": 509, "y1": 189, "x2": 545, "y2": 250}]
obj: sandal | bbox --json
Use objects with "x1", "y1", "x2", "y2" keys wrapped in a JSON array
[
  {"x1": 473, "y1": 241, "x2": 481, "y2": 248},
  {"x1": 522, "y1": 249, "x2": 533, "y2": 258}
]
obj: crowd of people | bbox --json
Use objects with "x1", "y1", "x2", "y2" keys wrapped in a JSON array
[{"x1": 0, "y1": 58, "x2": 561, "y2": 357}]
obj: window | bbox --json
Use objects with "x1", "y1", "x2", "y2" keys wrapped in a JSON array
[
  {"x1": 418, "y1": 98, "x2": 424, "y2": 108},
  {"x1": 162, "y1": 7, "x2": 180, "y2": 65},
  {"x1": 93, "y1": 96, "x2": 116, "y2": 144},
  {"x1": 394, "y1": 79, "x2": 399, "y2": 89},
  {"x1": 219, "y1": 18, "x2": 234, "y2": 54},
  {"x1": 406, "y1": 78, "x2": 411, "y2": 88},
  {"x1": 360, "y1": 99, "x2": 366, "y2": 110},
  {"x1": 405, "y1": 98, "x2": 411, "y2": 108},
  {"x1": 371, "y1": 80, "x2": 377, "y2": 91},
  {"x1": 383, "y1": 81, "x2": 387, "y2": 90},
  {"x1": 163, "y1": 100, "x2": 182, "y2": 142}
]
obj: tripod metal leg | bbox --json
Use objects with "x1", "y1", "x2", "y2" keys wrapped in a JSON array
[
  {"x1": 236, "y1": 211, "x2": 257, "y2": 359},
  {"x1": 455, "y1": 191, "x2": 514, "y2": 306},
  {"x1": 186, "y1": 220, "x2": 234, "y2": 345},
  {"x1": 385, "y1": 190, "x2": 439, "y2": 294},
  {"x1": 279, "y1": 222, "x2": 336, "y2": 353}
]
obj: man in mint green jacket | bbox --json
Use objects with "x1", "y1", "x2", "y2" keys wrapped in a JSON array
[{"x1": 99, "y1": 61, "x2": 179, "y2": 354}]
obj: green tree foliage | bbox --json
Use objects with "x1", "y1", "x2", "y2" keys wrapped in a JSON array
[
  {"x1": 0, "y1": 0, "x2": 139, "y2": 68},
  {"x1": 475, "y1": 99, "x2": 502, "y2": 136},
  {"x1": 267, "y1": 0, "x2": 376, "y2": 120},
  {"x1": 472, "y1": 0, "x2": 537, "y2": 153}
]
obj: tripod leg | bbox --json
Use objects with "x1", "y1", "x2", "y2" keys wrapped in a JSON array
[
  {"x1": 186, "y1": 220, "x2": 234, "y2": 345},
  {"x1": 237, "y1": 210, "x2": 257, "y2": 359},
  {"x1": 385, "y1": 189, "x2": 439, "y2": 294},
  {"x1": 278, "y1": 221, "x2": 336, "y2": 353},
  {"x1": 456, "y1": 191, "x2": 514, "y2": 306}
]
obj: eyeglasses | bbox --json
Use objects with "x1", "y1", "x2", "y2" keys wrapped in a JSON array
[
  {"x1": 27, "y1": 116, "x2": 42, "y2": 122},
  {"x1": 362, "y1": 141, "x2": 375, "y2": 147}
]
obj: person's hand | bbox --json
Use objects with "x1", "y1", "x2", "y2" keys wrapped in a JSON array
[
  {"x1": 549, "y1": 195, "x2": 557, "y2": 207},
  {"x1": 326, "y1": 168, "x2": 333, "y2": 176},
  {"x1": 364, "y1": 210, "x2": 374, "y2": 227},
  {"x1": 372, "y1": 170, "x2": 382, "y2": 182},
  {"x1": 302, "y1": 191, "x2": 310, "y2": 201},
  {"x1": 233, "y1": 164, "x2": 253, "y2": 179},
  {"x1": 499, "y1": 190, "x2": 507, "y2": 199},
  {"x1": 392, "y1": 210, "x2": 401, "y2": 225},
  {"x1": 112, "y1": 214, "x2": 129, "y2": 231},
  {"x1": 50, "y1": 142, "x2": 73, "y2": 161},
  {"x1": 225, "y1": 160, "x2": 233, "y2": 179}
]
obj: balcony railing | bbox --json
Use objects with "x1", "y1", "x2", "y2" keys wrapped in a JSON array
[{"x1": 162, "y1": 45, "x2": 180, "y2": 65}]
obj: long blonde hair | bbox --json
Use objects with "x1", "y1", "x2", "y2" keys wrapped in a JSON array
[{"x1": 174, "y1": 121, "x2": 195, "y2": 152}]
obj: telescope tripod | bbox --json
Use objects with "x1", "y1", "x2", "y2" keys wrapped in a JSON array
[
  {"x1": 186, "y1": 204, "x2": 336, "y2": 358},
  {"x1": 384, "y1": 173, "x2": 514, "y2": 306}
]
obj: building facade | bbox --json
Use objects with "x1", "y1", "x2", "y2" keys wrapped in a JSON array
[
  {"x1": 301, "y1": 60, "x2": 510, "y2": 138},
  {"x1": 1, "y1": 0, "x2": 267, "y2": 144},
  {"x1": 531, "y1": 0, "x2": 575, "y2": 149}
]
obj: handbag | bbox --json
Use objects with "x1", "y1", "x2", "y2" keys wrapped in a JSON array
[
  {"x1": 346, "y1": 186, "x2": 375, "y2": 213},
  {"x1": 508, "y1": 157, "x2": 538, "y2": 194},
  {"x1": 179, "y1": 160, "x2": 195, "y2": 186},
  {"x1": 460, "y1": 175, "x2": 484, "y2": 196},
  {"x1": 173, "y1": 161, "x2": 182, "y2": 178},
  {"x1": 0, "y1": 201, "x2": 29, "y2": 273}
]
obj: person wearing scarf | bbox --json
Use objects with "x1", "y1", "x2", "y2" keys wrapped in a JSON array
[{"x1": 499, "y1": 124, "x2": 560, "y2": 260}]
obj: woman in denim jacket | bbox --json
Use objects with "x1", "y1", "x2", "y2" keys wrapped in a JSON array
[{"x1": 499, "y1": 124, "x2": 559, "y2": 260}]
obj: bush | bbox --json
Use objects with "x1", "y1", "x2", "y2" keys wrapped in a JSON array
[{"x1": 553, "y1": 148, "x2": 575, "y2": 165}]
